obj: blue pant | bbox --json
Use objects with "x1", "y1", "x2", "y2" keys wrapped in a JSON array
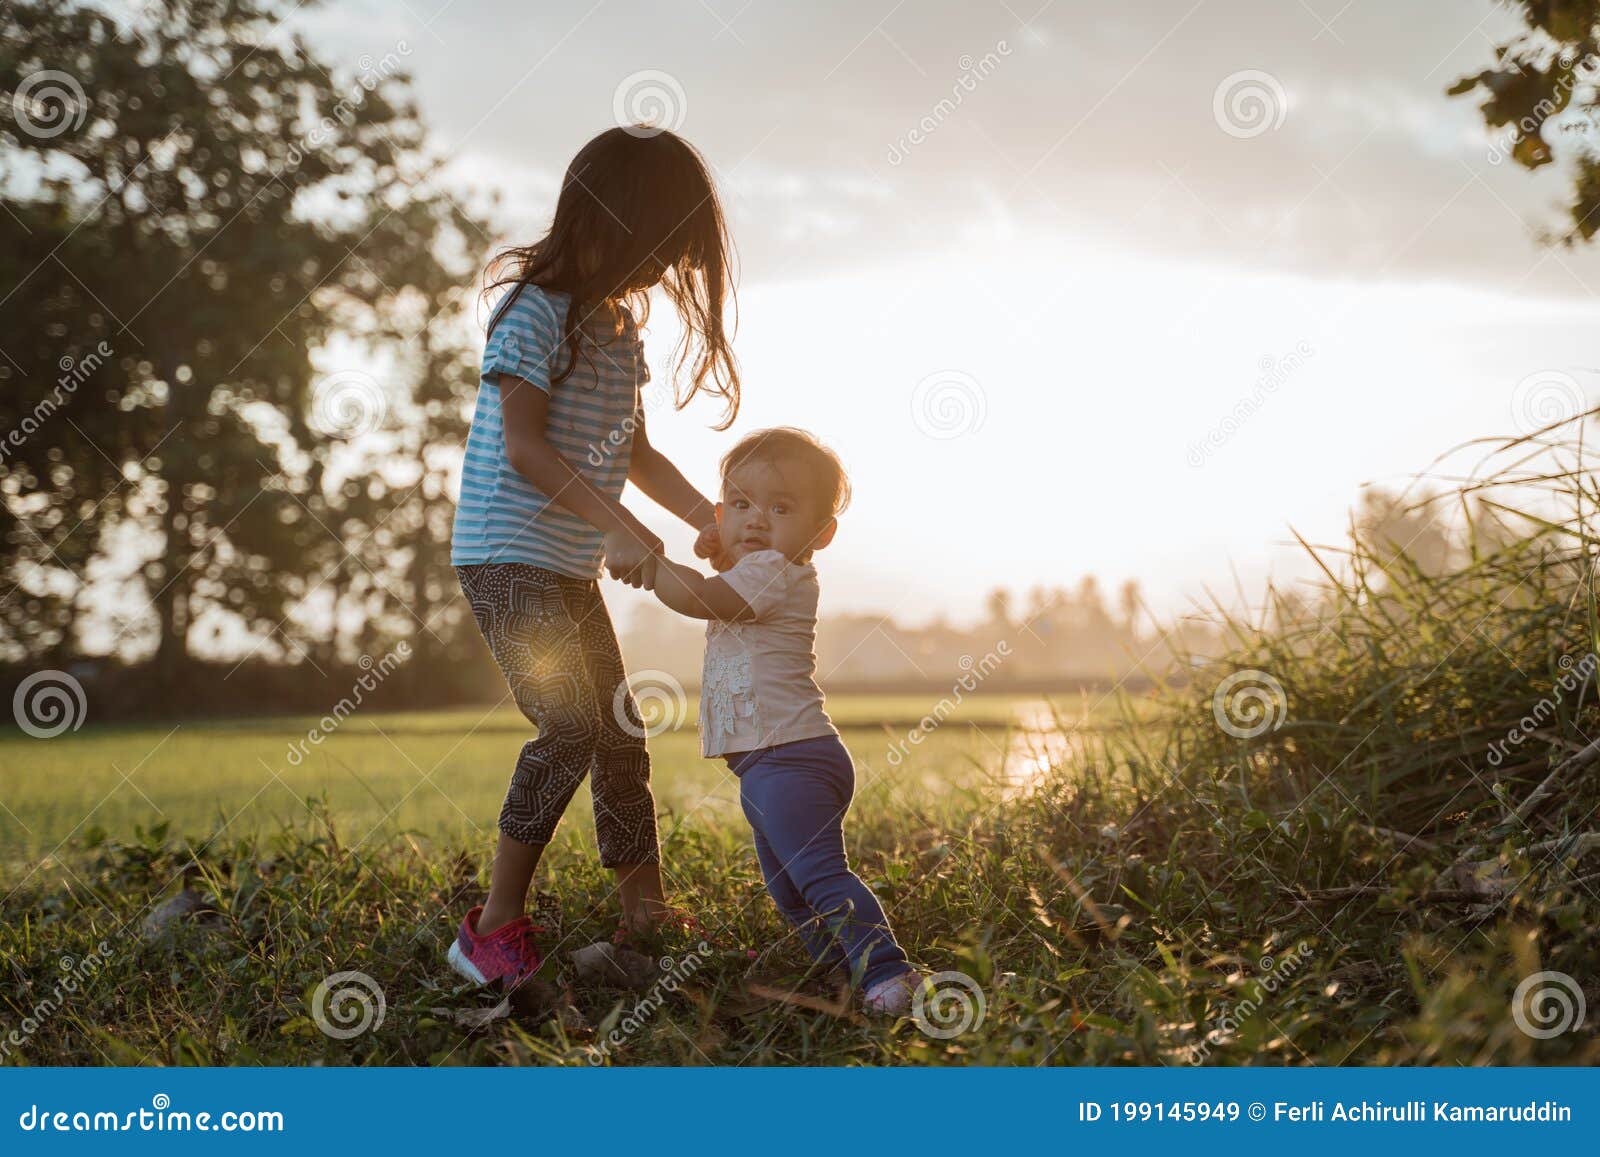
[{"x1": 730, "y1": 735, "x2": 911, "y2": 990}]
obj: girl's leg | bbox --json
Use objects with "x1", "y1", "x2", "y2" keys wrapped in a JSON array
[
  {"x1": 572, "y1": 581, "x2": 663, "y2": 931},
  {"x1": 457, "y1": 564, "x2": 605, "y2": 934},
  {"x1": 614, "y1": 862, "x2": 666, "y2": 935},
  {"x1": 479, "y1": 832, "x2": 544, "y2": 936},
  {"x1": 738, "y1": 738, "x2": 911, "y2": 989}
]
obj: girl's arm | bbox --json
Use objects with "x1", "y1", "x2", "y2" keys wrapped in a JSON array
[
  {"x1": 498, "y1": 374, "x2": 661, "y2": 583},
  {"x1": 649, "y1": 554, "x2": 756, "y2": 622},
  {"x1": 628, "y1": 415, "x2": 717, "y2": 531}
]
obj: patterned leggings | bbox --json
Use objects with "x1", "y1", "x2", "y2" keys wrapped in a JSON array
[{"x1": 456, "y1": 563, "x2": 658, "y2": 866}]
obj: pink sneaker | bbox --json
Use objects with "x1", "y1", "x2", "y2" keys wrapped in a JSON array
[{"x1": 447, "y1": 905, "x2": 544, "y2": 988}]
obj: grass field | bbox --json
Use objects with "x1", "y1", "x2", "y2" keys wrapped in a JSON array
[
  {"x1": 0, "y1": 692, "x2": 1102, "y2": 872},
  {"x1": 6, "y1": 410, "x2": 1600, "y2": 1068},
  {"x1": 3, "y1": 663, "x2": 1594, "y2": 1067},
  {"x1": 2, "y1": 690, "x2": 1160, "y2": 1066}
]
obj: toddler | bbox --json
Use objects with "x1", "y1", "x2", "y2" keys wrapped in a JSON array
[{"x1": 646, "y1": 428, "x2": 918, "y2": 1014}]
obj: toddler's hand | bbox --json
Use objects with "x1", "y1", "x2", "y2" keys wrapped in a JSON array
[
  {"x1": 693, "y1": 523, "x2": 731, "y2": 571},
  {"x1": 604, "y1": 528, "x2": 663, "y2": 588}
]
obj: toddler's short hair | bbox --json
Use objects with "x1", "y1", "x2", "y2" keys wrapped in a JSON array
[{"x1": 720, "y1": 427, "x2": 851, "y2": 519}]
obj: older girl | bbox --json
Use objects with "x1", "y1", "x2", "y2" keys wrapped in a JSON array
[{"x1": 448, "y1": 127, "x2": 735, "y2": 988}]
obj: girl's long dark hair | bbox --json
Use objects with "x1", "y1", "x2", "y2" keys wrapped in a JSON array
[{"x1": 484, "y1": 127, "x2": 740, "y2": 428}]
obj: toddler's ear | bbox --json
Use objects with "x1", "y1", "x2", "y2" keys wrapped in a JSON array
[{"x1": 812, "y1": 518, "x2": 838, "y2": 552}]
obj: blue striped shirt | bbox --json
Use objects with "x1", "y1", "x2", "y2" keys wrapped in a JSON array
[{"x1": 451, "y1": 285, "x2": 647, "y2": 577}]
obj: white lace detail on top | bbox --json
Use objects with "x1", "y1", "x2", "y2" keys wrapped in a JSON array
[{"x1": 703, "y1": 627, "x2": 756, "y2": 739}]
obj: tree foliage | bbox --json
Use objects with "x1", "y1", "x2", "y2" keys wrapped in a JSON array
[
  {"x1": 1451, "y1": 0, "x2": 1600, "y2": 242},
  {"x1": 0, "y1": 0, "x2": 492, "y2": 691}
]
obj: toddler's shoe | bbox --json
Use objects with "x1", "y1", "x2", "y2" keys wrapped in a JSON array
[
  {"x1": 447, "y1": 905, "x2": 545, "y2": 988},
  {"x1": 863, "y1": 970, "x2": 921, "y2": 1017}
]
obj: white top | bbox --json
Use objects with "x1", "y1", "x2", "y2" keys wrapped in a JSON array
[{"x1": 699, "y1": 550, "x2": 838, "y2": 758}]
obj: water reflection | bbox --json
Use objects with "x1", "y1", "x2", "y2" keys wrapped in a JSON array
[{"x1": 1001, "y1": 700, "x2": 1082, "y2": 793}]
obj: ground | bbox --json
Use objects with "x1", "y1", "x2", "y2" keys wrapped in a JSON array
[{"x1": 1, "y1": 692, "x2": 1593, "y2": 1067}]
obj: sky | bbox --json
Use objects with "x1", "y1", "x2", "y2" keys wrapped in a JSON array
[{"x1": 285, "y1": 0, "x2": 1600, "y2": 627}]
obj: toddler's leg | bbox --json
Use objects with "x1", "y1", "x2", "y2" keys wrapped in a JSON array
[
  {"x1": 741, "y1": 803, "x2": 847, "y2": 971},
  {"x1": 738, "y1": 738, "x2": 911, "y2": 990}
]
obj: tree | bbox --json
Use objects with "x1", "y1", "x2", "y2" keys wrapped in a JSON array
[
  {"x1": 1353, "y1": 488, "x2": 1455, "y2": 582},
  {"x1": 1450, "y1": 0, "x2": 1600, "y2": 242},
  {"x1": 984, "y1": 586, "x2": 1012, "y2": 630},
  {"x1": 0, "y1": 0, "x2": 489, "y2": 684}
]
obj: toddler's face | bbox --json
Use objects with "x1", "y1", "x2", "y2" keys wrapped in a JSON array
[{"x1": 717, "y1": 459, "x2": 833, "y2": 565}]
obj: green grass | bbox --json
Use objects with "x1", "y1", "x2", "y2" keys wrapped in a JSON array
[
  {"x1": 2, "y1": 691, "x2": 1145, "y2": 1066},
  {"x1": 5, "y1": 420, "x2": 1600, "y2": 1066},
  {"x1": 0, "y1": 693, "x2": 1075, "y2": 871}
]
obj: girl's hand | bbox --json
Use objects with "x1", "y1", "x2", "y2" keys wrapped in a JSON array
[
  {"x1": 693, "y1": 523, "x2": 730, "y2": 572},
  {"x1": 604, "y1": 527, "x2": 664, "y2": 588}
]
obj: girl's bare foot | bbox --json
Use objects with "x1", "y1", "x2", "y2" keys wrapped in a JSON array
[{"x1": 614, "y1": 861, "x2": 667, "y2": 933}]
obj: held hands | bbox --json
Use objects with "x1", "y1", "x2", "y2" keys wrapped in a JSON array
[{"x1": 603, "y1": 527, "x2": 663, "y2": 589}]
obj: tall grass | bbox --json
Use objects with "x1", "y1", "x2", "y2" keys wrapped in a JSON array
[{"x1": 2, "y1": 417, "x2": 1597, "y2": 1065}]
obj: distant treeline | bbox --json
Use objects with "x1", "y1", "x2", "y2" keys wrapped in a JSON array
[{"x1": 623, "y1": 577, "x2": 1224, "y2": 694}]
